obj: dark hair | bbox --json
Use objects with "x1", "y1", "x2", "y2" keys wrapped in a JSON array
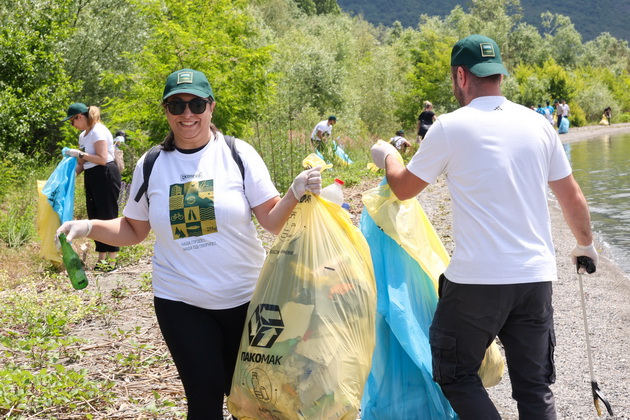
[
  {"x1": 115, "y1": 130, "x2": 127, "y2": 137},
  {"x1": 395, "y1": 130, "x2": 404, "y2": 136}
]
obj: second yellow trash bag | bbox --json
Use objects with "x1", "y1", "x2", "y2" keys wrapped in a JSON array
[{"x1": 228, "y1": 193, "x2": 377, "y2": 420}]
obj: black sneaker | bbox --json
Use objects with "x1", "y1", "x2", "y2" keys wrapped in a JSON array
[{"x1": 94, "y1": 260, "x2": 118, "y2": 273}]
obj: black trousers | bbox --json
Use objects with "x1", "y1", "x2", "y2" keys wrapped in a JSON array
[
  {"x1": 154, "y1": 297, "x2": 248, "y2": 420},
  {"x1": 84, "y1": 162, "x2": 121, "y2": 252},
  {"x1": 430, "y1": 275, "x2": 556, "y2": 420}
]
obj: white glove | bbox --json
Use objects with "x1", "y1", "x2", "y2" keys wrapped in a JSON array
[
  {"x1": 65, "y1": 149, "x2": 81, "y2": 158},
  {"x1": 570, "y1": 243, "x2": 598, "y2": 273},
  {"x1": 56, "y1": 220, "x2": 93, "y2": 244},
  {"x1": 371, "y1": 141, "x2": 398, "y2": 169},
  {"x1": 290, "y1": 166, "x2": 322, "y2": 200}
]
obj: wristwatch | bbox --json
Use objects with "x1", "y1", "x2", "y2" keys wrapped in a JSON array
[{"x1": 79, "y1": 151, "x2": 85, "y2": 159}]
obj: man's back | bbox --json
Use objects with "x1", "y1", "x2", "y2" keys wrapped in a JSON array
[{"x1": 407, "y1": 96, "x2": 571, "y2": 284}]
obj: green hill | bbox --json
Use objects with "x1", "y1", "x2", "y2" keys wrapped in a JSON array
[{"x1": 337, "y1": 0, "x2": 630, "y2": 42}]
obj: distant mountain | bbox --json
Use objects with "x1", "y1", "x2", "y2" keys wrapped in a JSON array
[{"x1": 337, "y1": 0, "x2": 630, "y2": 42}]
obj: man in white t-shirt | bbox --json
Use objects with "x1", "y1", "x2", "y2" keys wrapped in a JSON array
[
  {"x1": 371, "y1": 34, "x2": 597, "y2": 420},
  {"x1": 310, "y1": 115, "x2": 336, "y2": 151}
]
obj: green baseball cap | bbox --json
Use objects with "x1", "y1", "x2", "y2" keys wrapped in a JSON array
[
  {"x1": 162, "y1": 69, "x2": 214, "y2": 100},
  {"x1": 62, "y1": 102, "x2": 88, "y2": 122},
  {"x1": 451, "y1": 34, "x2": 509, "y2": 77}
]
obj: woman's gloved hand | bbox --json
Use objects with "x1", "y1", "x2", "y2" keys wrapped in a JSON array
[
  {"x1": 56, "y1": 220, "x2": 93, "y2": 245},
  {"x1": 65, "y1": 149, "x2": 82, "y2": 158},
  {"x1": 290, "y1": 166, "x2": 322, "y2": 200}
]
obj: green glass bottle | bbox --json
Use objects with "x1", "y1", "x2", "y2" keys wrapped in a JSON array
[{"x1": 59, "y1": 233, "x2": 88, "y2": 290}]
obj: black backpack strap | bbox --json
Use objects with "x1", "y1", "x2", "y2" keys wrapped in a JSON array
[
  {"x1": 133, "y1": 145, "x2": 162, "y2": 203},
  {"x1": 224, "y1": 135, "x2": 245, "y2": 180}
]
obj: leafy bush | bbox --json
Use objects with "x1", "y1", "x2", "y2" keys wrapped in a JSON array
[
  {"x1": 615, "y1": 113, "x2": 630, "y2": 123},
  {"x1": 568, "y1": 103, "x2": 587, "y2": 127}
]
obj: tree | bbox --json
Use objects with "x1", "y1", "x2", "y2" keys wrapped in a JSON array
[
  {"x1": 61, "y1": 0, "x2": 151, "y2": 106},
  {"x1": 102, "y1": 0, "x2": 273, "y2": 144},
  {"x1": 0, "y1": 0, "x2": 74, "y2": 156}
]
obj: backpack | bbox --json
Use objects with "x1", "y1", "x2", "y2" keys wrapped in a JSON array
[{"x1": 133, "y1": 135, "x2": 244, "y2": 203}]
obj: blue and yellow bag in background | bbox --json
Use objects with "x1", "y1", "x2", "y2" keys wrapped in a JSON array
[{"x1": 37, "y1": 149, "x2": 77, "y2": 262}]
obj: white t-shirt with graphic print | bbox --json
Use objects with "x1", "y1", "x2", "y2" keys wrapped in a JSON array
[
  {"x1": 407, "y1": 96, "x2": 572, "y2": 285},
  {"x1": 124, "y1": 133, "x2": 279, "y2": 309}
]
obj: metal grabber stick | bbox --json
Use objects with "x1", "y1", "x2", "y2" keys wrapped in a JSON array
[{"x1": 576, "y1": 256, "x2": 614, "y2": 417}]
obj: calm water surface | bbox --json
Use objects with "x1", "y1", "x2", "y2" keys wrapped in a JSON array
[{"x1": 562, "y1": 133, "x2": 630, "y2": 274}]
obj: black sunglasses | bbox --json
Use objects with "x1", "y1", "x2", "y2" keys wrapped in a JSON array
[{"x1": 164, "y1": 98, "x2": 211, "y2": 115}]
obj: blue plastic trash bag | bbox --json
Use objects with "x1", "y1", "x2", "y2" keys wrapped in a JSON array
[
  {"x1": 558, "y1": 117, "x2": 570, "y2": 134},
  {"x1": 360, "y1": 180, "x2": 457, "y2": 420},
  {"x1": 332, "y1": 140, "x2": 353, "y2": 165},
  {"x1": 42, "y1": 148, "x2": 77, "y2": 224}
]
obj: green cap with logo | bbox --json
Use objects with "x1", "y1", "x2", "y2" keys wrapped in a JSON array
[
  {"x1": 62, "y1": 102, "x2": 88, "y2": 122},
  {"x1": 162, "y1": 69, "x2": 214, "y2": 100},
  {"x1": 451, "y1": 34, "x2": 509, "y2": 77}
]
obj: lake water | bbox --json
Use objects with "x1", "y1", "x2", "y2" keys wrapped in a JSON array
[{"x1": 562, "y1": 133, "x2": 630, "y2": 274}]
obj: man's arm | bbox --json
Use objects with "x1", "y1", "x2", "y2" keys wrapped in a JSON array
[
  {"x1": 548, "y1": 174, "x2": 593, "y2": 246},
  {"x1": 384, "y1": 155, "x2": 430, "y2": 200},
  {"x1": 371, "y1": 141, "x2": 429, "y2": 200}
]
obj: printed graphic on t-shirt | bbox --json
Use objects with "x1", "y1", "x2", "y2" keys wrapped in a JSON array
[{"x1": 169, "y1": 179, "x2": 217, "y2": 239}]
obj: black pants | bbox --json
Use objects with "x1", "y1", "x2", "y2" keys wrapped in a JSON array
[
  {"x1": 154, "y1": 297, "x2": 248, "y2": 420},
  {"x1": 430, "y1": 275, "x2": 556, "y2": 420},
  {"x1": 84, "y1": 162, "x2": 121, "y2": 252}
]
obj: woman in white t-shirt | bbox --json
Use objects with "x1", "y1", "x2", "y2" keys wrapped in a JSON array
[
  {"x1": 57, "y1": 69, "x2": 322, "y2": 419},
  {"x1": 62, "y1": 103, "x2": 121, "y2": 271}
]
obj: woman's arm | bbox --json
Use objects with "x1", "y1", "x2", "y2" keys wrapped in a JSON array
[
  {"x1": 80, "y1": 139, "x2": 109, "y2": 166},
  {"x1": 252, "y1": 166, "x2": 322, "y2": 235},
  {"x1": 58, "y1": 217, "x2": 151, "y2": 246}
]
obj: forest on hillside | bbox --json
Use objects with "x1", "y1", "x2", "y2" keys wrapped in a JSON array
[
  {"x1": 2, "y1": 0, "x2": 630, "y2": 192},
  {"x1": 337, "y1": 0, "x2": 630, "y2": 43}
]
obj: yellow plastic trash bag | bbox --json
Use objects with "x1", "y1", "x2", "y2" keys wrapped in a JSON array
[
  {"x1": 228, "y1": 193, "x2": 377, "y2": 420},
  {"x1": 599, "y1": 114, "x2": 609, "y2": 125},
  {"x1": 37, "y1": 180, "x2": 62, "y2": 263},
  {"x1": 303, "y1": 153, "x2": 333, "y2": 171}
]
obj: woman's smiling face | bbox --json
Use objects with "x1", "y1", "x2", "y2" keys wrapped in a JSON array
[{"x1": 164, "y1": 93, "x2": 216, "y2": 149}]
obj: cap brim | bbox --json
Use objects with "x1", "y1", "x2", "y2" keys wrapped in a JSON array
[
  {"x1": 61, "y1": 115, "x2": 72, "y2": 122},
  {"x1": 468, "y1": 63, "x2": 510, "y2": 77},
  {"x1": 163, "y1": 88, "x2": 213, "y2": 100}
]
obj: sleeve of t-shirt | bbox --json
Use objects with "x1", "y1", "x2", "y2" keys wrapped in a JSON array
[
  {"x1": 237, "y1": 140, "x2": 280, "y2": 208},
  {"x1": 123, "y1": 154, "x2": 150, "y2": 221},
  {"x1": 547, "y1": 131, "x2": 572, "y2": 181},
  {"x1": 406, "y1": 120, "x2": 449, "y2": 184},
  {"x1": 90, "y1": 124, "x2": 110, "y2": 142}
]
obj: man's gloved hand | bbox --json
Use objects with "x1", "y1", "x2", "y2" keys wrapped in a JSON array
[
  {"x1": 65, "y1": 149, "x2": 82, "y2": 158},
  {"x1": 371, "y1": 141, "x2": 398, "y2": 169},
  {"x1": 290, "y1": 166, "x2": 322, "y2": 200},
  {"x1": 55, "y1": 220, "x2": 93, "y2": 246},
  {"x1": 571, "y1": 243, "x2": 598, "y2": 274}
]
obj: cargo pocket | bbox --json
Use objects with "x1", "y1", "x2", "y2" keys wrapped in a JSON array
[
  {"x1": 429, "y1": 327, "x2": 457, "y2": 384},
  {"x1": 548, "y1": 327, "x2": 556, "y2": 384}
]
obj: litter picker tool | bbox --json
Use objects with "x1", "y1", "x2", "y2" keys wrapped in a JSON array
[{"x1": 576, "y1": 256, "x2": 614, "y2": 417}]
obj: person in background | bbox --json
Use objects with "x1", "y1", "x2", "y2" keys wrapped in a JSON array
[
  {"x1": 370, "y1": 34, "x2": 597, "y2": 420},
  {"x1": 417, "y1": 101, "x2": 436, "y2": 142},
  {"x1": 62, "y1": 103, "x2": 121, "y2": 271},
  {"x1": 390, "y1": 129, "x2": 412, "y2": 154},
  {"x1": 554, "y1": 100, "x2": 562, "y2": 128},
  {"x1": 113, "y1": 130, "x2": 127, "y2": 149},
  {"x1": 604, "y1": 106, "x2": 612, "y2": 124},
  {"x1": 57, "y1": 68, "x2": 322, "y2": 419},
  {"x1": 561, "y1": 100, "x2": 570, "y2": 125},
  {"x1": 310, "y1": 115, "x2": 337, "y2": 152},
  {"x1": 545, "y1": 101, "x2": 555, "y2": 126}
]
